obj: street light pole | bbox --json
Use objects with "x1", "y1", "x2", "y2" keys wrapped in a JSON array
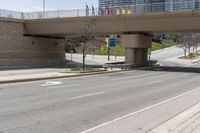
[{"x1": 43, "y1": 0, "x2": 46, "y2": 18}]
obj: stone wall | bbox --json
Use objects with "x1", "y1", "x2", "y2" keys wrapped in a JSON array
[{"x1": 0, "y1": 19, "x2": 65, "y2": 69}]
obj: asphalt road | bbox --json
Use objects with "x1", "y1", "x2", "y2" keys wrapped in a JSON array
[
  {"x1": 0, "y1": 63, "x2": 200, "y2": 133},
  {"x1": 151, "y1": 46, "x2": 184, "y2": 60}
]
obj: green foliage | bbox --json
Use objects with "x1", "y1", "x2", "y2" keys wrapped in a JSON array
[
  {"x1": 150, "y1": 41, "x2": 176, "y2": 51},
  {"x1": 188, "y1": 52, "x2": 194, "y2": 58},
  {"x1": 65, "y1": 37, "x2": 81, "y2": 53},
  {"x1": 97, "y1": 41, "x2": 176, "y2": 56},
  {"x1": 65, "y1": 35, "x2": 95, "y2": 53},
  {"x1": 68, "y1": 68, "x2": 95, "y2": 72},
  {"x1": 97, "y1": 44, "x2": 125, "y2": 56}
]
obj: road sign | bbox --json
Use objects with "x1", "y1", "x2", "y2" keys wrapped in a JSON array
[
  {"x1": 109, "y1": 37, "x2": 116, "y2": 47},
  {"x1": 159, "y1": 34, "x2": 165, "y2": 40}
]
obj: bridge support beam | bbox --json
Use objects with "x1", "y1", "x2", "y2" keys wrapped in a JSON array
[{"x1": 121, "y1": 34, "x2": 152, "y2": 65}]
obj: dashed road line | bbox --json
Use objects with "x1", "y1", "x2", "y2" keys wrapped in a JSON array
[
  {"x1": 47, "y1": 84, "x2": 80, "y2": 89},
  {"x1": 40, "y1": 81, "x2": 62, "y2": 87},
  {"x1": 147, "y1": 80, "x2": 163, "y2": 85},
  {"x1": 71, "y1": 92, "x2": 105, "y2": 100}
]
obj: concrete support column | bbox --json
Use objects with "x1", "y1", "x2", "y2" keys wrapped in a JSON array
[{"x1": 121, "y1": 34, "x2": 152, "y2": 65}]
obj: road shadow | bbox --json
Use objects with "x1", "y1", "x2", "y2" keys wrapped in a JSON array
[{"x1": 146, "y1": 66, "x2": 200, "y2": 74}]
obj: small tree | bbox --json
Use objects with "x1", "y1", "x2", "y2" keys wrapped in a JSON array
[
  {"x1": 65, "y1": 37, "x2": 80, "y2": 53},
  {"x1": 192, "y1": 33, "x2": 200, "y2": 55},
  {"x1": 66, "y1": 19, "x2": 102, "y2": 70},
  {"x1": 177, "y1": 33, "x2": 200, "y2": 58}
]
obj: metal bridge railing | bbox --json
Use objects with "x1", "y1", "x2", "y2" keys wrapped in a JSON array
[
  {"x1": 0, "y1": 9, "x2": 23, "y2": 19},
  {"x1": 0, "y1": 1, "x2": 200, "y2": 20}
]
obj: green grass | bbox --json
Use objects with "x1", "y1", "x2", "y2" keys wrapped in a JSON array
[
  {"x1": 66, "y1": 68, "x2": 95, "y2": 72},
  {"x1": 97, "y1": 44, "x2": 125, "y2": 56},
  {"x1": 151, "y1": 41, "x2": 176, "y2": 51},
  {"x1": 97, "y1": 41, "x2": 176, "y2": 56}
]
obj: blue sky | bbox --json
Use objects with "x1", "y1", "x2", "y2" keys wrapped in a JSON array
[{"x1": 0, "y1": 0, "x2": 98, "y2": 12}]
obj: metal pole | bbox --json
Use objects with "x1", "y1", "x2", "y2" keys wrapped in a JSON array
[
  {"x1": 149, "y1": 49, "x2": 151, "y2": 61},
  {"x1": 43, "y1": 0, "x2": 46, "y2": 18},
  {"x1": 108, "y1": 47, "x2": 110, "y2": 61}
]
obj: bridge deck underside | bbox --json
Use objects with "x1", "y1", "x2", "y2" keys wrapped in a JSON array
[{"x1": 24, "y1": 11, "x2": 200, "y2": 37}]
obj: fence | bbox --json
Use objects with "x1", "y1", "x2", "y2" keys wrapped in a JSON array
[{"x1": 0, "y1": 1, "x2": 200, "y2": 20}]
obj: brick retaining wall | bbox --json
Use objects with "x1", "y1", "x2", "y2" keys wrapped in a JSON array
[{"x1": 0, "y1": 19, "x2": 65, "y2": 69}]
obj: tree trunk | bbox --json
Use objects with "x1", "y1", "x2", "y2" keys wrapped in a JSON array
[
  {"x1": 193, "y1": 46, "x2": 195, "y2": 54},
  {"x1": 184, "y1": 49, "x2": 187, "y2": 59},
  {"x1": 184, "y1": 45, "x2": 187, "y2": 59},
  {"x1": 188, "y1": 44, "x2": 191, "y2": 54},
  {"x1": 82, "y1": 51, "x2": 86, "y2": 71}
]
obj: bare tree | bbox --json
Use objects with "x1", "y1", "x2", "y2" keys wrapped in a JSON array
[
  {"x1": 65, "y1": 19, "x2": 103, "y2": 70},
  {"x1": 192, "y1": 33, "x2": 200, "y2": 55},
  {"x1": 177, "y1": 33, "x2": 200, "y2": 58}
]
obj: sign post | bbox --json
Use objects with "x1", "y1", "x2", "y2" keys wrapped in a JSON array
[
  {"x1": 105, "y1": 37, "x2": 110, "y2": 61},
  {"x1": 105, "y1": 35, "x2": 117, "y2": 61}
]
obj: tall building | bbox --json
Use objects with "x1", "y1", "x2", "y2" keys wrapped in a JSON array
[
  {"x1": 98, "y1": 0, "x2": 200, "y2": 15},
  {"x1": 196, "y1": 0, "x2": 200, "y2": 10},
  {"x1": 99, "y1": 0, "x2": 168, "y2": 14},
  {"x1": 98, "y1": 0, "x2": 134, "y2": 15},
  {"x1": 173, "y1": 0, "x2": 195, "y2": 11},
  {"x1": 151, "y1": 0, "x2": 166, "y2": 12},
  {"x1": 99, "y1": 0, "x2": 134, "y2": 9}
]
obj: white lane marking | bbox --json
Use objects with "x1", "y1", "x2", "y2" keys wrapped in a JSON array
[
  {"x1": 147, "y1": 80, "x2": 162, "y2": 85},
  {"x1": 180, "y1": 74, "x2": 188, "y2": 77},
  {"x1": 111, "y1": 72, "x2": 152, "y2": 81},
  {"x1": 40, "y1": 81, "x2": 62, "y2": 87},
  {"x1": 111, "y1": 71, "x2": 166, "y2": 82},
  {"x1": 48, "y1": 84, "x2": 80, "y2": 89},
  {"x1": 71, "y1": 92, "x2": 105, "y2": 100},
  {"x1": 81, "y1": 87, "x2": 200, "y2": 133}
]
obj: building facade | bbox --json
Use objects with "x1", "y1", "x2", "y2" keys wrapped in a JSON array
[{"x1": 98, "y1": 0, "x2": 200, "y2": 15}]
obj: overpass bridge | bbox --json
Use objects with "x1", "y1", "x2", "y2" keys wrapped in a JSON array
[
  {"x1": 24, "y1": 11, "x2": 200, "y2": 35},
  {"x1": 1, "y1": 2, "x2": 200, "y2": 68},
  {"x1": 23, "y1": 11, "x2": 200, "y2": 65}
]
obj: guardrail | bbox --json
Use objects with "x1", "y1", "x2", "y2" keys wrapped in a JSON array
[
  {"x1": 103, "y1": 60, "x2": 159, "y2": 69},
  {"x1": 0, "y1": 1, "x2": 200, "y2": 20}
]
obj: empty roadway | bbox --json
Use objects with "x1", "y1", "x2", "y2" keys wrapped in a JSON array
[{"x1": 0, "y1": 63, "x2": 200, "y2": 133}]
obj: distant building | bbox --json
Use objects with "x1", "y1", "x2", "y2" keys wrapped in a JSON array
[
  {"x1": 98, "y1": 0, "x2": 200, "y2": 15},
  {"x1": 173, "y1": 0, "x2": 200, "y2": 11},
  {"x1": 98, "y1": 0, "x2": 134, "y2": 15}
]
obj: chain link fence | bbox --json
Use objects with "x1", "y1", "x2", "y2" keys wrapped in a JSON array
[{"x1": 0, "y1": 1, "x2": 200, "y2": 20}]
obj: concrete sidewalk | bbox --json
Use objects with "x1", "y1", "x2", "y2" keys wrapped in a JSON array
[
  {"x1": 149, "y1": 102, "x2": 200, "y2": 133},
  {"x1": 0, "y1": 69, "x2": 78, "y2": 84},
  {"x1": 164, "y1": 56, "x2": 200, "y2": 67},
  {"x1": 66, "y1": 54, "x2": 125, "y2": 66},
  {"x1": 0, "y1": 68, "x2": 124, "y2": 84},
  {"x1": 80, "y1": 85, "x2": 200, "y2": 133}
]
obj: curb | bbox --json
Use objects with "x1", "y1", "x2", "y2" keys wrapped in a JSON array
[
  {"x1": 0, "y1": 66, "x2": 157, "y2": 84},
  {"x1": 0, "y1": 70, "x2": 127, "y2": 84},
  {"x1": 149, "y1": 102, "x2": 200, "y2": 133}
]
